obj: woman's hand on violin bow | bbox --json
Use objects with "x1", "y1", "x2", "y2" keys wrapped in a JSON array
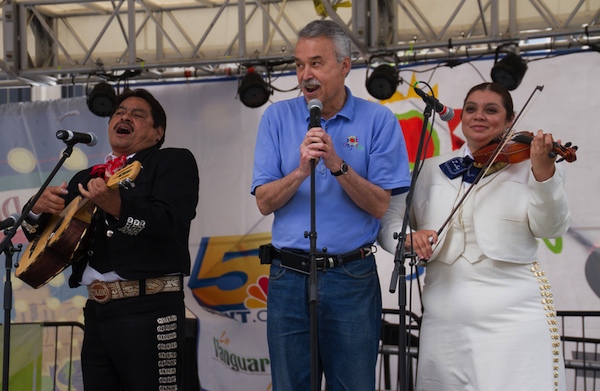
[{"x1": 408, "y1": 230, "x2": 438, "y2": 261}]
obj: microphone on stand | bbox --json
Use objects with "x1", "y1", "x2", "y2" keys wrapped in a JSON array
[
  {"x1": 413, "y1": 87, "x2": 455, "y2": 121},
  {"x1": 0, "y1": 214, "x2": 19, "y2": 231},
  {"x1": 308, "y1": 99, "x2": 322, "y2": 129},
  {"x1": 56, "y1": 130, "x2": 98, "y2": 146}
]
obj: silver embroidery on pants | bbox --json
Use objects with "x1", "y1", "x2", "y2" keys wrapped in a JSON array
[{"x1": 156, "y1": 314, "x2": 178, "y2": 391}]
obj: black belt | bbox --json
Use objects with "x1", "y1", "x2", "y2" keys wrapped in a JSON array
[{"x1": 262, "y1": 244, "x2": 376, "y2": 274}]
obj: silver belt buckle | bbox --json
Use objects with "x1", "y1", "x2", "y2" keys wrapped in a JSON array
[
  {"x1": 314, "y1": 255, "x2": 336, "y2": 269},
  {"x1": 326, "y1": 257, "x2": 336, "y2": 268}
]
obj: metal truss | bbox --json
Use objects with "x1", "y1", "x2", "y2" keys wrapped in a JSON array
[{"x1": 1, "y1": 0, "x2": 599, "y2": 87}]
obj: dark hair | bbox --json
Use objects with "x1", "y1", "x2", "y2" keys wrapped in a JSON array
[
  {"x1": 298, "y1": 20, "x2": 352, "y2": 63},
  {"x1": 111, "y1": 88, "x2": 167, "y2": 148},
  {"x1": 463, "y1": 82, "x2": 515, "y2": 122}
]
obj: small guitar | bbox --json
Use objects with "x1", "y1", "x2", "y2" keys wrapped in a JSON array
[{"x1": 16, "y1": 161, "x2": 142, "y2": 289}]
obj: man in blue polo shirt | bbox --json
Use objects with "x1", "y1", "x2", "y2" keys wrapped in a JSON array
[{"x1": 251, "y1": 19, "x2": 411, "y2": 391}]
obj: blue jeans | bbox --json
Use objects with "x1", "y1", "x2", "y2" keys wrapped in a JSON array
[{"x1": 266, "y1": 254, "x2": 382, "y2": 391}]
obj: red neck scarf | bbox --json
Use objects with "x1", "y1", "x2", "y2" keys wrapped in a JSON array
[{"x1": 90, "y1": 155, "x2": 128, "y2": 180}]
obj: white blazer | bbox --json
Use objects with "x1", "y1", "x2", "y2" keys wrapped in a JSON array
[{"x1": 378, "y1": 145, "x2": 571, "y2": 265}]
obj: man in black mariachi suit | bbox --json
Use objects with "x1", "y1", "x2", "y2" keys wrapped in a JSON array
[{"x1": 22, "y1": 89, "x2": 199, "y2": 391}]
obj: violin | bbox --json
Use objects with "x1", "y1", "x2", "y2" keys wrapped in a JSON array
[{"x1": 472, "y1": 131, "x2": 578, "y2": 166}]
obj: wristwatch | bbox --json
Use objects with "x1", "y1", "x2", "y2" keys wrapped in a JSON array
[{"x1": 331, "y1": 160, "x2": 348, "y2": 177}]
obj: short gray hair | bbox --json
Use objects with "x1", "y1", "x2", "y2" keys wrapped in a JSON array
[{"x1": 297, "y1": 20, "x2": 352, "y2": 63}]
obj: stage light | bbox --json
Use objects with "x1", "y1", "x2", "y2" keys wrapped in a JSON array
[
  {"x1": 491, "y1": 50, "x2": 528, "y2": 91},
  {"x1": 87, "y1": 82, "x2": 116, "y2": 117},
  {"x1": 365, "y1": 58, "x2": 400, "y2": 100},
  {"x1": 238, "y1": 71, "x2": 272, "y2": 108}
]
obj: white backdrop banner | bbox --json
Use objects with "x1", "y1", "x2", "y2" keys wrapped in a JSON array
[{"x1": 1, "y1": 51, "x2": 599, "y2": 391}]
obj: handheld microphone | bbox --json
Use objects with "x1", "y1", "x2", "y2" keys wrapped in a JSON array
[
  {"x1": 307, "y1": 99, "x2": 322, "y2": 129},
  {"x1": 56, "y1": 130, "x2": 98, "y2": 146},
  {"x1": 0, "y1": 213, "x2": 19, "y2": 231},
  {"x1": 414, "y1": 87, "x2": 455, "y2": 121}
]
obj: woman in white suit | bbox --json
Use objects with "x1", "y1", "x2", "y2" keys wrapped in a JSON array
[{"x1": 378, "y1": 82, "x2": 571, "y2": 391}]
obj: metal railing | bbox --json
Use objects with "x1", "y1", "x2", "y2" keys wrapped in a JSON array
[{"x1": 558, "y1": 311, "x2": 600, "y2": 391}]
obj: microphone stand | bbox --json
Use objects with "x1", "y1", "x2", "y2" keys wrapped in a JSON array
[
  {"x1": 304, "y1": 158, "x2": 320, "y2": 391},
  {"x1": 304, "y1": 99, "x2": 323, "y2": 391},
  {"x1": 388, "y1": 102, "x2": 433, "y2": 391},
  {"x1": 0, "y1": 231, "x2": 20, "y2": 391},
  {"x1": 0, "y1": 142, "x2": 76, "y2": 391}
]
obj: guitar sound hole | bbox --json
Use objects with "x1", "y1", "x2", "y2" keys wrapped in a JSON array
[{"x1": 28, "y1": 236, "x2": 41, "y2": 253}]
